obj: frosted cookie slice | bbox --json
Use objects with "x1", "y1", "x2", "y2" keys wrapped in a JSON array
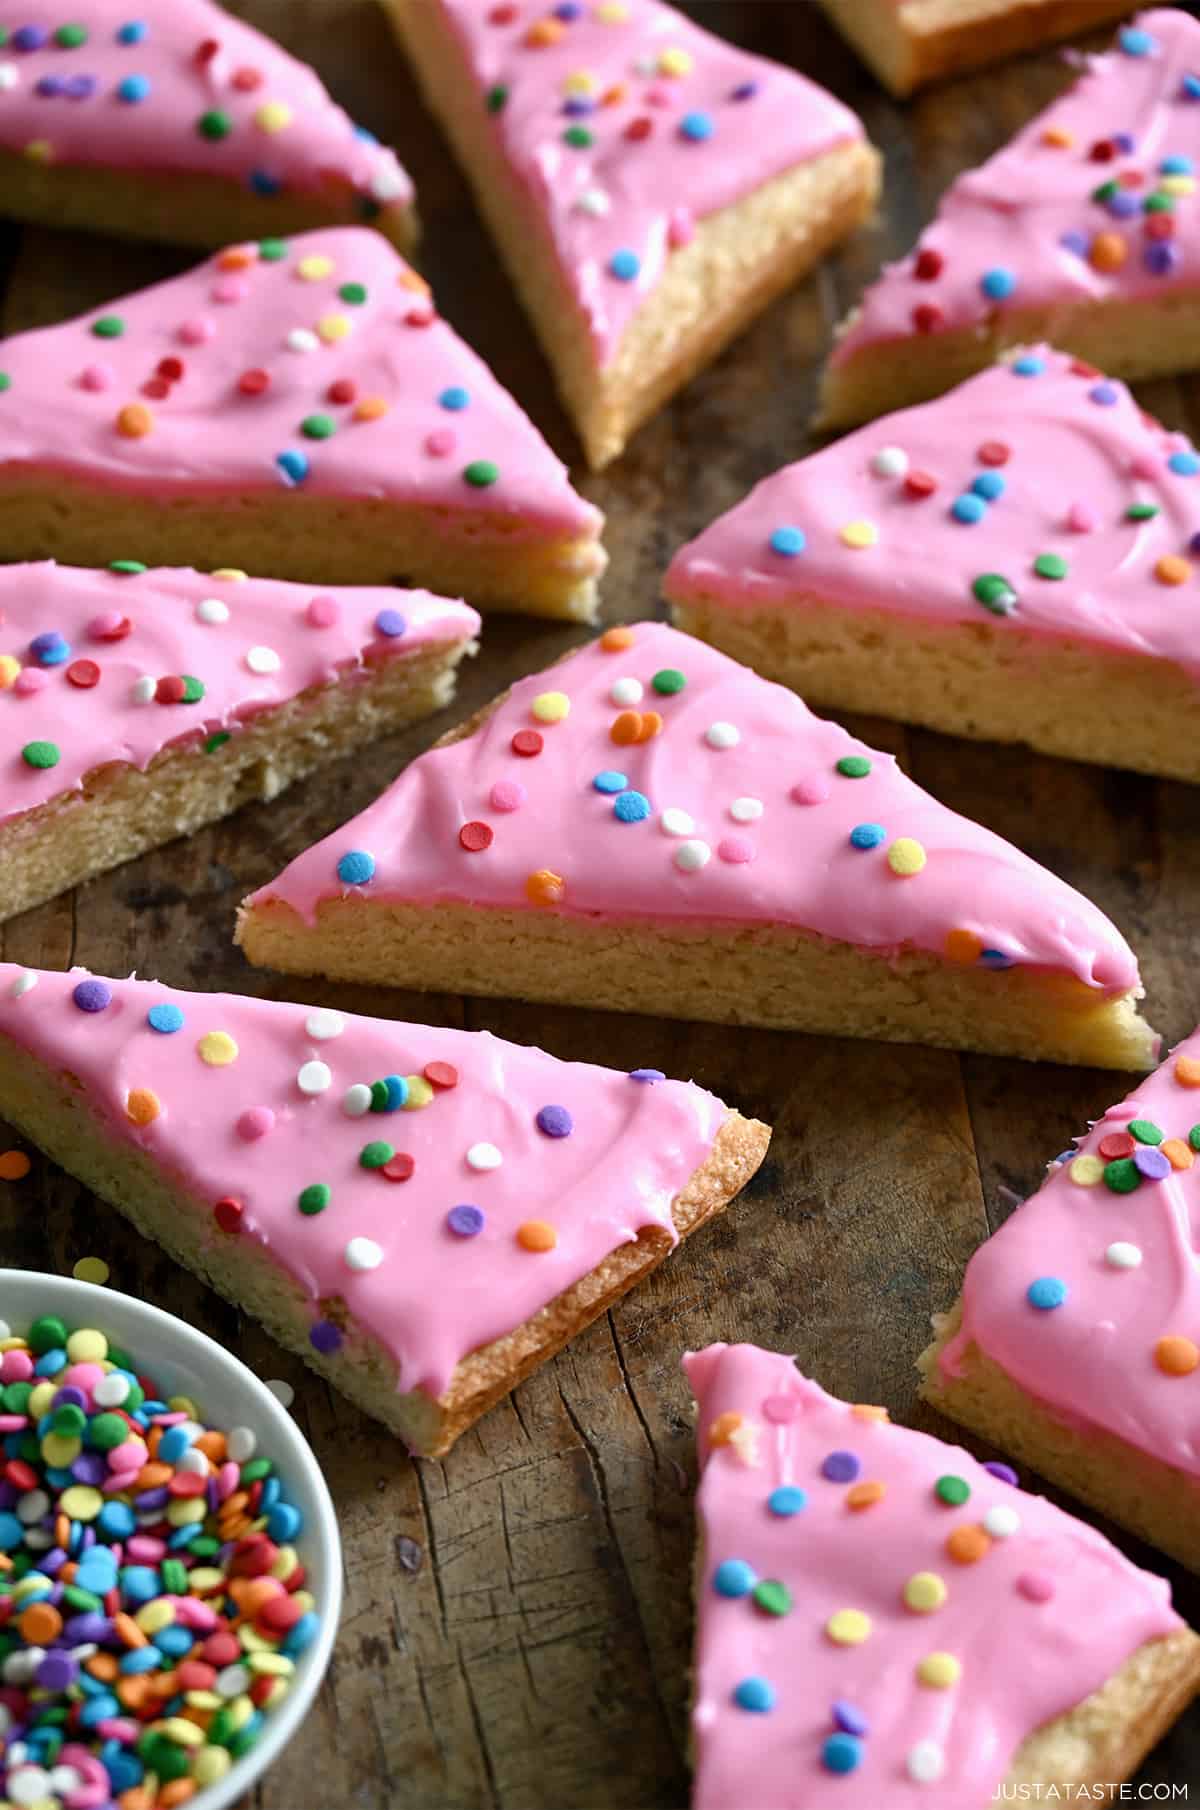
[
  {"x1": 815, "y1": 0, "x2": 1130, "y2": 99},
  {"x1": 0, "y1": 1, "x2": 416, "y2": 250},
  {"x1": 667, "y1": 348, "x2": 1200, "y2": 783},
  {"x1": 387, "y1": 0, "x2": 879, "y2": 469},
  {"x1": 923, "y1": 1025, "x2": 1200, "y2": 1572},
  {"x1": 684, "y1": 1342, "x2": 1200, "y2": 1809},
  {"x1": 0, "y1": 560, "x2": 478, "y2": 923},
  {"x1": 236, "y1": 621, "x2": 1156, "y2": 1069},
  {"x1": 0, "y1": 965, "x2": 769, "y2": 1456},
  {"x1": 820, "y1": 11, "x2": 1200, "y2": 428},
  {"x1": 0, "y1": 228, "x2": 606, "y2": 619}
]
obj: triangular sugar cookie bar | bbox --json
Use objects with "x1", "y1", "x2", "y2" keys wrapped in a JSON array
[
  {"x1": 388, "y1": 0, "x2": 879, "y2": 468},
  {"x1": 820, "y1": 10, "x2": 1200, "y2": 427},
  {"x1": 237, "y1": 621, "x2": 1156, "y2": 1069},
  {"x1": 0, "y1": 228, "x2": 606, "y2": 617},
  {"x1": 0, "y1": 0, "x2": 416, "y2": 249},
  {"x1": 684, "y1": 1343, "x2": 1200, "y2": 1808},
  {"x1": 668, "y1": 346, "x2": 1200, "y2": 783},
  {"x1": 924, "y1": 1024, "x2": 1200, "y2": 1573},
  {"x1": 0, "y1": 964, "x2": 769, "y2": 1455},
  {"x1": 0, "y1": 559, "x2": 479, "y2": 923}
]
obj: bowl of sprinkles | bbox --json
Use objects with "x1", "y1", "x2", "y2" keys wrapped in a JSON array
[{"x1": 0, "y1": 1270, "x2": 341, "y2": 1810}]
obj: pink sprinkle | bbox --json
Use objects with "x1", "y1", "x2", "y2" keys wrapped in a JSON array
[
  {"x1": 305, "y1": 594, "x2": 339, "y2": 628},
  {"x1": 94, "y1": 1718, "x2": 139, "y2": 1743},
  {"x1": 216, "y1": 1460, "x2": 241, "y2": 1501},
  {"x1": 78, "y1": 363, "x2": 113, "y2": 392},
  {"x1": 13, "y1": 667, "x2": 47, "y2": 696},
  {"x1": 645, "y1": 83, "x2": 671, "y2": 106},
  {"x1": 1130, "y1": 453, "x2": 1160, "y2": 479},
  {"x1": 211, "y1": 277, "x2": 248, "y2": 305},
  {"x1": 175, "y1": 1597, "x2": 219, "y2": 1629},
  {"x1": 762, "y1": 1393, "x2": 801, "y2": 1424},
  {"x1": 667, "y1": 207, "x2": 695, "y2": 249},
  {"x1": 717, "y1": 835, "x2": 754, "y2": 864},
  {"x1": 127, "y1": 1534, "x2": 166, "y2": 1565},
  {"x1": 0, "y1": 1415, "x2": 28, "y2": 1433},
  {"x1": 87, "y1": 611, "x2": 131, "y2": 642},
  {"x1": 237, "y1": 1105, "x2": 275, "y2": 1141},
  {"x1": 178, "y1": 316, "x2": 215, "y2": 345},
  {"x1": 790, "y1": 775, "x2": 831, "y2": 806},
  {"x1": 0, "y1": 1350, "x2": 32, "y2": 1383},
  {"x1": 489, "y1": 779, "x2": 526, "y2": 812},
  {"x1": 1016, "y1": 1571, "x2": 1056, "y2": 1603},
  {"x1": 1066, "y1": 501, "x2": 1097, "y2": 533},
  {"x1": 64, "y1": 1785, "x2": 109, "y2": 1810},
  {"x1": 425, "y1": 427, "x2": 456, "y2": 457},
  {"x1": 64, "y1": 1362, "x2": 104, "y2": 1399},
  {"x1": 106, "y1": 1441, "x2": 145, "y2": 1474}
]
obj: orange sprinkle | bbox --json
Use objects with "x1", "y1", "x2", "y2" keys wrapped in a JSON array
[
  {"x1": 118, "y1": 1787, "x2": 155, "y2": 1810},
  {"x1": 114, "y1": 1612, "x2": 148, "y2": 1648},
  {"x1": 1089, "y1": 231, "x2": 1128, "y2": 272},
  {"x1": 19, "y1": 1602, "x2": 62, "y2": 1644},
  {"x1": 116, "y1": 402, "x2": 154, "y2": 439},
  {"x1": 600, "y1": 625, "x2": 635, "y2": 651},
  {"x1": 86, "y1": 1652, "x2": 120, "y2": 1682},
  {"x1": 125, "y1": 1087, "x2": 161, "y2": 1126},
  {"x1": 116, "y1": 1677, "x2": 152, "y2": 1712},
  {"x1": 946, "y1": 1524, "x2": 992, "y2": 1565},
  {"x1": 1175, "y1": 1056, "x2": 1200, "y2": 1087},
  {"x1": 601, "y1": 83, "x2": 626, "y2": 105},
  {"x1": 160, "y1": 1781, "x2": 197, "y2": 1807},
  {"x1": 1040, "y1": 125, "x2": 1074, "y2": 148},
  {"x1": 635, "y1": 710, "x2": 663, "y2": 743},
  {"x1": 194, "y1": 1430, "x2": 226, "y2": 1462},
  {"x1": 610, "y1": 709, "x2": 643, "y2": 745},
  {"x1": 219, "y1": 1490, "x2": 250, "y2": 1518},
  {"x1": 354, "y1": 396, "x2": 389, "y2": 422},
  {"x1": 54, "y1": 1513, "x2": 70, "y2": 1549},
  {"x1": 945, "y1": 928, "x2": 984, "y2": 966},
  {"x1": 1155, "y1": 554, "x2": 1191, "y2": 586},
  {"x1": 1163, "y1": 1138, "x2": 1195, "y2": 1171},
  {"x1": 850, "y1": 1403, "x2": 890, "y2": 1423},
  {"x1": 137, "y1": 1461, "x2": 172, "y2": 1489},
  {"x1": 0, "y1": 1150, "x2": 30, "y2": 1181},
  {"x1": 846, "y1": 1480, "x2": 886, "y2": 1511},
  {"x1": 708, "y1": 1411, "x2": 743, "y2": 1447},
  {"x1": 217, "y1": 247, "x2": 255, "y2": 271},
  {"x1": 516, "y1": 1219, "x2": 558, "y2": 1253},
  {"x1": 238, "y1": 1577, "x2": 285, "y2": 1615},
  {"x1": 1155, "y1": 1335, "x2": 1199, "y2": 1376},
  {"x1": 525, "y1": 868, "x2": 565, "y2": 906},
  {"x1": 396, "y1": 268, "x2": 430, "y2": 295},
  {"x1": 524, "y1": 17, "x2": 565, "y2": 45}
]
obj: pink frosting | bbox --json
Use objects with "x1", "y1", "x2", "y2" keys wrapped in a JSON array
[
  {"x1": 0, "y1": 227, "x2": 603, "y2": 545},
  {"x1": 685, "y1": 1343, "x2": 1184, "y2": 1810},
  {"x1": 667, "y1": 346, "x2": 1200, "y2": 676},
  {"x1": 0, "y1": 962, "x2": 729, "y2": 1398},
  {"x1": 940, "y1": 1024, "x2": 1200, "y2": 1480},
  {"x1": 832, "y1": 11, "x2": 1200, "y2": 368},
  {"x1": 0, "y1": 1, "x2": 413, "y2": 220},
  {"x1": 247, "y1": 621, "x2": 1140, "y2": 995},
  {"x1": 0, "y1": 560, "x2": 479, "y2": 827},
  {"x1": 432, "y1": 0, "x2": 864, "y2": 365}
]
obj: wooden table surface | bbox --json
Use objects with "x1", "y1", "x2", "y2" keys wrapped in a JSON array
[{"x1": 3, "y1": 3, "x2": 1200, "y2": 1805}]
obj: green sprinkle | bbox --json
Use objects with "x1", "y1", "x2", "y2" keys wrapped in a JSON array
[
  {"x1": 152, "y1": 1744, "x2": 191, "y2": 1784},
  {"x1": 197, "y1": 109, "x2": 233, "y2": 140},
  {"x1": 53, "y1": 1404, "x2": 85, "y2": 1436},
  {"x1": 1091, "y1": 180, "x2": 1118, "y2": 203},
  {"x1": 91, "y1": 316, "x2": 125, "y2": 339},
  {"x1": 370, "y1": 1081, "x2": 390, "y2": 1113},
  {"x1": 109, "y1": 559, "x2": 146, "y2": 574},
  {"x1": 205, "y1": 732, "x2": 231, "y2": 754},
  {"x1": 28, "y1": 1315, "x2": 68, "y2": 1354},
  {"x1": 1129, "y1": 1118, "x2": 1164, "y2": 1144},
  {"x1": 1, "y1": 1383, "x2": 31, "y2": 1414},
  {"x1": 298, "y1": 1182, "x2": 331, "y2": 1216},
  {"x1": 971, "y1": 573, "x2": 1017, "y2": 615},
  {"x1": 21, "y1": 741, "x2": 60, "y2": 771},
  {"x1": 258, "y1": 238, "x2": 290, "y2": 261},
  {"x1": 934, "y1": 1474, "x2": 970, "y2": 1506},
  {"x1": 463, "y1": 459, "x2": 499, "y2": 488},
  {"x1": 1126, "y1": 501, "x2": 1159, "y2": 521},
  {"x1": 1144, "y1": 192, "x2": 1175, "y2": 213},
  {"x1": 651, "y1": 668, "x2": 686, "y2": 695},
  {"x1": 1103, "y1": 1157, "x2": 1141, "y2": 1193},
  {"x1": 751, "y1": 1579, "x2": 792, "y2": 1617},
  {"x1": 62, "y1": 1585, "x2": 103, "y2": 1612},
  {"x1": 1033, "y1": 553, "x2": 1067, "y2": 580},
  {"x1": 228, "y1": 1725, "x2": 260, "y2": 1760},
  {"x1": 241, "y1": 1457, "x2": 273, "y2": 1483},
  {"x1": 359, "y1": 1140, "x2": 395, "y2": 1169},
  {"x1": 338, "y1": 281, "x2": 368, "y2": 304},
  {"x1": 87, "y1": 1412, "x2": 129, "y2": 1450},
  {"x1": 0, "y1": 373, "x2": 10, "y2": 394},
  {"x1": 836, "y1": 755, "x2": 871, "y2": 778},
  {"x1": 55, "y1": 23, "x2": 88, "y2": 47},
  {"x1": 181, "y1": 675, "x2": 205, "y2": 703},
  {"x1": 190, "y1": 1536, "x2": 221, "y2": 1559},
  {"x1": 1190, "y1": 1124, "x2": 1200, "y2": 1152},
  {"x1": 563, "y1": 124, "x2": 593, "y2": 147},
  {"x1": 486, "y1": 83, "x2": 509, "y2": 113},
  {"x1": 161, "y1": 1558, "x2": 188, "y2": 1594},
  {"x1": 301, "y1": 413, "x2": 336, "y2": 440}
]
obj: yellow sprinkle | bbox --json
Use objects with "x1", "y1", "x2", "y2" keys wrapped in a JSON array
[
  {"x1": 903, "y1": 1571, "x2": 947, "y2": 1613},
  {"x1": 595, "y1": 0, "x2": 628, "y2": 19},
  {"x1": 225, "y1": 1696, "x2": 256, "y2": 1732},
  {"x1": 41, "y1": 1433, "x2": 80, "y2": 1469},
  {"x1": 183, "y1": 1690, "x2": 223, "y2": 1712},
  {"x1": 297, "y1": 254, "x2": 334, "y2": 281},
  {"x1": 657, "y1": 46, "x2": 692, "y2": 75},
  {"x1": 562, "y1": 69, "x2": 597, "y2": 94},
  {"x1": 28, "y1": 1382, "x2": 57, "y2": 1420},
  {"x1": 167, "y1": 1394, "x2": 199, "y2": 1417},
  {"x1": 210, "y1": 567, "x2": 247, "y2": 583},
  {"x1": 839, "y1": 519, "x2": 878, "y2": 549},
  {"x1": 887, "y1": 837, "x2": 926, "y2": 877},
  {"x1": 292, "y1": 1589, "x2": 316, "y2": 1615},
  {"x1": 917, "y1": 1652, "x2": 961, "y2": 1689},
  {"x1": 269, "y1": 1546, "x2": 299, "y2": 1580},
  {"x1": 71, "y1": 1257, "x2": 109, "y2": 1286},
  {"x1": 166, "y1": 1496, "x2": 207, "y2": 1527},
  {"x1": 240, "y1": 1626, "x2": 272, "y2": 1654},
  {"x1": 1069, "y1": 1153, "x2": 1104, "y2": 1187},
  {"x1": 194, "y1": 1747, "x2": 232, "y2": 1787},
  {"x1": 59, "y1": 1485, "x2": 102, "y2": 1522},
  {"x1": 197, "y1": 1031, "x2": 238, "y2": 1067},
  {"x1": 24, "y1": 139, "x2": 53, "y2": 163},
  {"x1": 13, "y1": 1576, "x2": 53, "y2": 1604},
  {"x1": 0, "y1": 1338, "x2": 27, "y2": 1352},
  {"x1": 1161, "y1": 173, "x2": 1195, "y2": 195},
  {"x1": 186, "y1": 1567, "x2": 227, "y2": 1596},
  {"x1": 160, "y1": 1716, "x2": 205, "y2": 1748},
  {"x1": 248, "y1": 1651, "x2": 295, "y2": 1676},
  {"x1": 825, "y1": 1608, "x2": 871, "y2": 1646},
  {"x1": 254, "y1": 100, "x2": 293, "y2": 134},
  {"x1": 66, "y1": 1328, "x2": 107, "y2": 1364},
  {"x1": 136, "y1": 1599, "x2": 175, "y2": 1634},
  {"x1": 402, "y1": 1076, "x2": 434, "y2": 1110},
  {"x1": 0, "y1": 655, "x2": 21, "y2": 689},
  {"x1": 317, "y1": 312, "x2": 352, "y2": 343},
  {"x1": 531, "y1": 690, "x2": 571, "y2": 724}
]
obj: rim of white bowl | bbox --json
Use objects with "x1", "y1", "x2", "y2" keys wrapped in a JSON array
[{"x1": 0, "y1": 1269, "x2": 343, "y2": 1810}]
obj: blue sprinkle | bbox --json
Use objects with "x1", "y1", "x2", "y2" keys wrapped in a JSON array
[
  {"x1": 153, "y1": 1625, "x2": 192, "y2": 1657},
  {"x1": 0, "y1": 1512, "x2": 24, "y2": 1551},
  {"x1": 354, "y1": 124, "x2": 379, "y2": 144},
  {"x1": 971, "y1": 471, "x2": 1006, "y2": 501},
  {"x1": 337, "y1": 850, "x2": 375, "y2": 885},
  {"x1": 119, "y1": 1645, "x2": 162, "y2": 1675},
  {"x1": 438, "y1": 385, "x2": 470, "y2": 412},
  {"x1": 157, "y1": 1426, "x2": 193, "y2": 1464},
  {"x1": 609, "y1": 248, "x2": 640, "y2": 282},
  {"x1": 1169, "y1": 450, "x2": 1200, "y2": 476},
  {"x1": 281, "y1": 1611, "x2": 320, "y2": 1656},
  {"x1": 1161, "y1": 154, "x2": 1194, "y2": 175},
  {"x1": 116, "y1": 74, "x2": 150, "y2": 103},
  {"x1": 849, "y1": 823, "x2": 886, "y2": 851},
  {"x1": 730, "y1": 80, "x2": 759, "y2": 101},
  {"x1": 101, "y1": 1751, "x2": 143, "y2": 1794},
  {"x1": 1182, "y1": 73, "x2": 1200, "y2": 101},
  {"x1": 767, "y1": 1486, "x2": 806, "y2": 1517},
  {"x1": 980, "y1": 266, "x2": 1016, "y2": 301},
  {"x1": 769, "y1": 525, "x2": 806, "y2": 557},
  {"x1": 374, "y1": 608, "x2": 408, "y2": 637},
  {"x1": 251, "y1": 170, "x2": 283, "y2": 196},
  {"x1": 713, "y1": 1558, "x2": 755, "y2": 1597},
  {"x1": 613, "y1": 789, "x2": 651, "y2": 823},
  {"x1": 117, "y1": 21, "x2": 148, "y2": 43},
  {"x1": 276, "y1": 449, "x2": 309, "y2": 485},
  {"x1": 379, "y1": 1075, "x2": 408, "y2": 1111},
  {"x1": 592, "y1": 770, "x2": 628, "y2": 795},
  {"x1": 1119, "y1": 26, "x2": 1157, "y2": 56},
  {"x1": 629, "y1": 1068, "x2": 665, "y2": 1083},
  {"x1": 679, "y1": 110, "x2": 714, "y2": 142},
  {"x1": 733, "y1": 1677, "x2": 776, "y2": 1713},
  {"x1": 78, "y1": 1694, "x2": 121, "y2": 1729},
  {"x1": 1011, "y1": 354, "x2": 1044, "y2": 376},
  {"x1": 823, "y1": 1735, "x2": 863, "y2": 1775},
  {"x1": 30, "y1": 631, "x2": 70, "y2": 666},
  {"x1": 1027, "y1": 1275, "x2": 1068, "y2": 1310},
  {"x1": 147, "y1": 1003, "x2": 184, "y2": 1035},
  {"x1": 1089, "y1": 382, "x2": 1120, "y2": 407},
  {"x1": 34, "y1": 1350, "x2": 66, "y2": 1376},
  {"x1": 267, "y1": 1501, "x2": 303, "y2": 1543},
  {"x1": 951, "y1": 493, "x2": 987, "y2": 524},
  {"x1": 1059, "y1": 230, "x2": 1088, "y2": 257},
  {"x1": 554, "y1": 0, "x2": 582, "y2": 15},
  {"x1": 980, "y1": 947, "x2": 1014, "y2": 967}
]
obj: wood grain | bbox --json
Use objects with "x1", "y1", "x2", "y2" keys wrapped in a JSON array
[{"x1": 2, "y1": 2, "x2": 1199, "y2": 1804}]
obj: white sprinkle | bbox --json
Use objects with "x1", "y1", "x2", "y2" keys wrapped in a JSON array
[
  {"x1": 870, "y1": 445, "x2": 909, "y2": 479},
  {"x1": 286, "y1": 327, "x2": 319, "y2": 354},
  {"x1": 983, "y1": 1505, "x2": 1021, "y2": 1538},
  {"x1": 264, "y1": 1378, "x2": 295, "y2": 1408},
  {"x1": 907, "y1": 1742, "x2": 945, "y2": 1785},
  {"x1": 246, "y1": 645, "x2": 281, "y2": 675},
  {"x1": 216, "y1": 1663, "x2": 251, "y2": 1698},
  {"x1": 1105, "y1": 1240, "x2": 1143, "y2": 1269},
  {"x1": 345, "y1": 1236, "x2": 383, "y2": 1271},
  {"x1": 705, "y1": 722, "x2": 739, "y2": 750},
  {"x1": 0, "y1": 1321, "x2": 8, "y2": 1340},
  {"x1": 16, "y1": 1490, "x2": 49, "y2": 1526},
  {"x1": 132, "y1": 676, "x2": 156, "y2": 704},
  {"x1": 226, "y1": 1425, "x2": 256, "y2": 1463},
  {"x1": 195, "y1": 598, "x2": 229, "y2": 625},
  {"x1": 177, "y1": 1448, "x2": 209, "y2": 1476},
  {"x1": 297, "y1": 1060, "x2": 332, "y2": 1096},
  {"x1": 0, "y1": 65, "x2": 19, "y2": 93},
  {"x1": 343, "y1": 1083, "x2": 373, "y2": 1117},
  {"x1": 729, "y1": 797, "x2": 763, "y2": 823},
  {"x1": 633, "y1": 53, "x2": 656, "y2": 74},
  {"x1": 660, "y1": 808, "x2": 694, "y2": 837},
  {"x1": 2, "y1": 1649, "x2": 40, "y2": 1684},
  {"x1": 674, "y1": 839, "x2": 712, "y2": 872},
  {"x1": 574, "y1": 186, "x2": 610, "y2": 217},
  {"x1": 22, "y1": 1528, "x2": 52, "y2": 1552},
  {"x1": 9, "y1": 973, "x2": 36, "y2": 1000},
  {"x1": 49, "y1": 1768, "x2": 84, "y2": 1798},
  {"x1": 93, "y1": 1373, "x2": 130, "y2": 1407},
  {"x1": 466, "y1": 1141, "x2": 502, "y2": 1171},
  {"x1": 609, "y1": 677, "x2": 643, "y2": 706},
  {"x1": 10, "y1": 1766, "x2": 53, "y2": 1807},
  {"x1": 306, "y1": 1009, "x2": 345, "y2": 1041},
  {"x1": 371, "y1": 163, "x2": 407, "y2": 203}
]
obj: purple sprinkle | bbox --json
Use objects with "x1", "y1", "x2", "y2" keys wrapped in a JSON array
[
  {"x1": 72, "y1": 978, "x2": 112, "y2": 1013},
  {"x1": 36, "y1": 74, "x2": 66, "y2": 96},
  {"x1": 373, "y1": 608, "x2": 407, "y2": 639},
  {"x1": 447, "y1": 1203, "x2": 485, "y2": 1238},
  {"x1": 64, "y1": 1611, "x2": 110, "y2": 1642},
  {"x1": 983, "y1": 1460, "x2": 1020, "y2": 1487},
  {"x1": 71, "y1": 1452, "x2": 107, "y2": 1485},
  {"x1": 553, "y1": 1, "x2": 582, "y2": 15},
  {"x1": 309, "y1": 1319, "x2": 343, "y2": 1355},
  {"x1": 820, "y1": 1450, "x2": 860, "y2": 1484},
  {"x1": 64, "y1": 73, "x2": 95, "y2": 98},
  {"x1": 1135, "y1": 1145, "x2": 1172, "y2": 1180},
  {"x1": 53, "y1": 1385, "x2": 88, "y2": 1410},
  {"x1": 12, "y1": 25, "x2": 49, "y2": 50},
  {"x1": 206, "y1": 1477, "x2": 221, "y2": 1514},
  {"x1": 36, "y1": 1651, "x2": 77, "y2": 1690},
  {"x1": 832, "y1": 1700, "x2": 869, "y2": 1737},
  {"x1": 0, "y1": 1483, "x2": 17, "y2": 1511},
  {"x1": 1059, "y1": 230, "x2": 1088, "y2": 257},
  {"x1": 1089, "y1": 382, "x2": 1120, "y2": 407},
  {"x1": 562, "y1": 96, "x2": 594, "y2": 116},
  {"x1": 133, "y1": 1486, "x2": 169, "y2": 1511},
  {"x1": 536, "y1": 1104, "x2": 573, "y2": 1138},
  {"x1": 730, "y1": 80, "x2": 758, "y2": 101},
  {"x1": 629, "y1": 1068, "x2": 665, "y2": 1083},
  {"x1": 1145, "y1": 241, "x2": 1179, "y2": 276},
  {"x1": 37, "y1": 1549, "x2": 67, "y2": 1576},
  {"x1": 1112, "y1": 131, "x2": 1136, "y2": 152},
  {"x1": 1106, "y1": 191, "x2": 1139, "y2": 218}
]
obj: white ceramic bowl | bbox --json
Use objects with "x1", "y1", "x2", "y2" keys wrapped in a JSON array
[{"x1": 0, "y1": 1269, "x2": 342, "y2": 1810}]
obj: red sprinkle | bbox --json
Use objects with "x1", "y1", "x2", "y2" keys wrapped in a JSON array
[
  {"x1": 66, "y1": 659, "x2": 100, "y2": 689},
  {"x1": 194, "y1": 36, "x2": 220, "y2": 64},
  {"x1": 4, "y1": 1460, "x2": 37, "y2": 1491},
  {"x1": 1145, "y1": 212, "x2": 1176, "y2": 240},
  {"x1": 328, "y1": 378, "x2": 357, "y2": 404},
  {"x1": 405, "y1": 306, "x2": 435, "y2": 328},
  {"x1": 976, "y1": 441, "x2": 1010, "y2": 467},
  {"x1": 258, "y1": 1595, "x2": 305, "y2": 1634},
  {"x1": 238, "y1": 368, "x2": 271, "y2": 396},
  {"x1": 141, "y1": 378, "x2": 171, "y2": 401},
  {"x1": 1089, "y1": 138, "x2": 1115, "y2": 161},
  {"x1": 157, "y1": 357, "x2": 185, "y2": 382},
  {"x1": 511, "y1": 729, "x2": 543, "y2": 757},
  {"x1": 232, "y1": 65, "x2": 263, "y2": 90},
  {"x1": 1098, "y1": 1131, "x2": 1136, "y2": 1160},
  {"x1": 1069, "y1": 358, "x2": 1101, "y2": 377},
  {"x1": 904, "y1": 469, "x2": 938, "y2": 499},
  {"x1": 91, "y1": 614, "x2": 132, "y2": 642},
  {"x1": 177, "y1": 1662, "x2": 217, "y2": 1692},
  {"x1": 914, "y1": 247, "x2": 944, "y2": 281},
  {"x1": 249, "y1": 1675, "x2": 277, "y2": 1708},
  {"x1": 912, "y1": 303, "x2": 944, "y2": 334},
  {"x1": 488, "y1": 2, "x2": 518, "y2": 20},
  {"x1": 625, "y1": 117, "x2": 653, "y2": 141},
  {"x1": 155, "y1": 675, "x2": 186, "y2": 705},
  {"x1": 459, "y1": 821, "x2": 494, "y2": 852},
  {"x1": 168, "y1": 1471, "x2": 209, "y2": 1498},
  {"x1": 424, "y1": 1061, "x2": 458, "y2": 1089},
  {"x1": 213, "y1": 1196, "x2": 244, "y2": 1233},
  {"x1": 382, "y1": 1153, "x2": 415, "y2": 1183},
  {"x1": 202, "y1": 1633, "x2": 241, "y2": 1668},
  {"x1": 1119, "y1": 168, "x2": 1145, "y2": 188}
]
